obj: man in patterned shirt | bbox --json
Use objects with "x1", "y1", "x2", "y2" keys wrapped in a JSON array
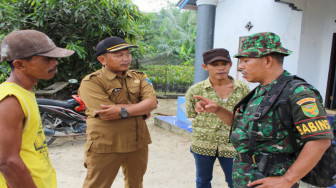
[
  {"x1": 194, "y1": 32, "x2": 333, "y2": 188},
  {"x1": 185, "y1": 48, "x2": 250, "y2": 188}
]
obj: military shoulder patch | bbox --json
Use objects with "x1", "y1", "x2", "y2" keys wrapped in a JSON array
[
  {"x1": 296, "y1": 97, "x2": 319, "y2": 118},
  {"x1": 301, "y1": 103, "x2": 319, "y2": 118},
  {"x1": 296, "y1": 98, "x2": 316, "y2": 105}
]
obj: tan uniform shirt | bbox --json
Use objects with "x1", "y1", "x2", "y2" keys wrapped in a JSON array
[{"x1": 79, "y1": 68, "x2": 156, "y2": 153}]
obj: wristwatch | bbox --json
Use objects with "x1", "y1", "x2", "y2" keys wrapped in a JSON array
[{"x1": 119, "y1": 108, "x2": 129, "y2": 119}]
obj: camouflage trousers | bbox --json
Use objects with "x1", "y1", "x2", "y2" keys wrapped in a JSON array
[{"x1": 232, "y1": 159, "x2": 293, "y2": 188}]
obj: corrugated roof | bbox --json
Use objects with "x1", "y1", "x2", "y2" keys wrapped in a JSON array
[{"x1": 176, "y1": 0, "x2": 197, "y2": 11}]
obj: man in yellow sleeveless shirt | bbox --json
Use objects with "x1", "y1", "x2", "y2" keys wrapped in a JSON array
[{"x1": 0, "y1": 30, "x2": 74, "y2": 188}]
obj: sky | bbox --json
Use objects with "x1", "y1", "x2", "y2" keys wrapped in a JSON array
[{"x1": 132, "y1": 0, "x2": 177, "y2": 12}]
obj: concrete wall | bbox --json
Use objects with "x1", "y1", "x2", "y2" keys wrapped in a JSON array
[
  {"x1": 297, "y1": 0, "x2": 336, "y2": 100},
  {"x1": 213, "y1": 0, "x2": 302, "y2": 89}
]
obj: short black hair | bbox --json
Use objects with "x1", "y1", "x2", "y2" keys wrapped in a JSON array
[
  {"x1": 6, "y1": 56, "x2": 33, "y2": 70},
  {"x1": 23, "y1": 56, "x2": 33, "y2": 61},
  {"x1": 264, "y1": 52, "x2": 285, "y2": 64}
]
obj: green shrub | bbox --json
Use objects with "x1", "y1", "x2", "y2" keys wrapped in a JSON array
[
  {"x1": 141, "y1": 65, "x2": 194, "y2": 92},
  {"x1": 0, "y1": 35, "x2": 10, "y2": 83},
  {"x1": 0, "y1": 62, "x2": 10, "y2": 83}
]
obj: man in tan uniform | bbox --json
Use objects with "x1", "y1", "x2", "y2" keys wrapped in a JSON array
[{"x1": 79, "y1": 36, "x2": 157, "y2": 188}]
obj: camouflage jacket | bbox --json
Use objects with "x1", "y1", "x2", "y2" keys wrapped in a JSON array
[{"x1": 230, "y1": 71, "x2": 333, "y2": 187}]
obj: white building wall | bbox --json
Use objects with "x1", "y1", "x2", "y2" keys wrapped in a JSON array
[
  {"x1": 213, "y1": 0, "x2": 302, "y2": 89},
  {"x1": 297, "y1": 0, "x2": 336, "y2": 101}
]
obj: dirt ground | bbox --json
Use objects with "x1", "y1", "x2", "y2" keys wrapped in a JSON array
[{"x1": 48, "y1": 99, "x2": 229, "y2": 188}]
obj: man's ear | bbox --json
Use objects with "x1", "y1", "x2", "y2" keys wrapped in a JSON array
[
  {"x1": 12, "y1": 60, "x2": 25, "y2": 70},
  {"x1": 264, "y1": 56, "x2": 273, "y2": 68},
  {"x1": 202, "y1": 63, "x2": 208, "y2": 71},
  {"x1": 97, "y1": 55, "x2": 105, "y2": 66}
]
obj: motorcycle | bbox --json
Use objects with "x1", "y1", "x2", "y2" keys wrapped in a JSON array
[{"x1": 37, "y1": 82, "x2": 87, "y2": 145}]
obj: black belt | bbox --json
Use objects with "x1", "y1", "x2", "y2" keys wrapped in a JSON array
[{"x1": 237, "y1": 153, "x2": 294, "y2": 164}]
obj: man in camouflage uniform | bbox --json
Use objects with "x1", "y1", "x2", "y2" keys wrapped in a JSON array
[{"x1": 194, "y1": 32, "x2": 333, "y2": 188}]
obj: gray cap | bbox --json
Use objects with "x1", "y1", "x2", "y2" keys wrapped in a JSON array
[{"x1": 1, "y1": 29, "x2": 74, "y2": 61}]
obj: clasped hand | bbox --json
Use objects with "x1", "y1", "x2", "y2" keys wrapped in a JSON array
[
  {"x1": 94, "y1": 104, "x2": 151, "y2": 120},
  {"x1": 94, "y1": 104, "x2": 121, "y2": 120}
]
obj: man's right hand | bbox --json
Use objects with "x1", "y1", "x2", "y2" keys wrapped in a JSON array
[
  {"x1": 194, "y1": 95, "x2": 220, "y2": 114},
  {"x1": 194, "y1": 95, "x2": 234, "y2": 126},
  {"x1": 248, "y1": 176, "x2": 295, "y2": 188}
]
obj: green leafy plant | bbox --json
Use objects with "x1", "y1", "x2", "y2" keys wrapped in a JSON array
[
  {"x1": 141, "y1": 64, "x2": 194, "y2": 93},
  {"x1": 0, "y1": 62, "x2": 10, "y2": 83},
  {"x1": 0, "y1": 0, "x2": 197, "y2": 94},
  {"x1": 0, "y1": 34, "x2": 10, "y2": 83},
  {"x1": 0, "y1": 0, "x2": 148, "y2": 88},
  {"x1": 139, "y1": 5, "x2": 197, "y2": 66}
]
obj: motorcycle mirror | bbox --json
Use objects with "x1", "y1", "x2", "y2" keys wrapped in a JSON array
[{"x1": 68, "y1": 79, "x2": 78, "y2": 84}]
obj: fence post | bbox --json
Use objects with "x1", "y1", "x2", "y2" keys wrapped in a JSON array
[
  {"x1": 164, "y1": 53, "x2": 168, "y2": 95},
  {"x1": 135, "y1": 59, "x2": 139, "y2": 69}
]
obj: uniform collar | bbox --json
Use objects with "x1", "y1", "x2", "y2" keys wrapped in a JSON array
[
  {"x1": 125, "y1": 71, "x2": 135, "y2": 78},
  {"x1": 101, "y1": 68, "x2": 133, "y2": 80},
  {"x1": 260, "y1": 70, "x2": 291, "y2": 87},
  {"x1": 256, "y1": 70, "x2": 291, "y2": 95}
]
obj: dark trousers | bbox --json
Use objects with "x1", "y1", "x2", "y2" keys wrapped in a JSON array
[{"x1": 191, "y1": 149, "x2": 233, "y2": 188}]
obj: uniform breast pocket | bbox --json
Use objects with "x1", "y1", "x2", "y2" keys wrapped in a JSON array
[
  {"x1": 128, "y1": 85, "x2": 140, "y2": 102},
  {"x1": 108, "y1": 88, "x2": 123, "y2": 103}
]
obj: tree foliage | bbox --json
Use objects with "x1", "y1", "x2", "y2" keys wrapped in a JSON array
[
  {"x1": 140, "y1": 5, "x2": 197, "y2": 66},
  {"x1": 0, "y1": 0, "x2": 148, "y2": 88},
  {"x1": 0, "y1": 0, "x2": 197, "y2": 91},
  {"x1": 134, "y1": 5, "x2": 197, "y2": 93}
]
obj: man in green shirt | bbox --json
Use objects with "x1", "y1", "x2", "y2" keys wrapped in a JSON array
[{"x1": 185, "y1": 48, "x2": 249, "y2": 188}]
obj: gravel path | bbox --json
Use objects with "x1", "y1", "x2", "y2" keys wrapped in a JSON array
[{"x1": 48, "y1": 99, "x2": 229, "y2": 188}]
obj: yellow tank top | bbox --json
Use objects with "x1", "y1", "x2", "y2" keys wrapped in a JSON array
[{"x1": 0, "y1": 82, "x2": 56, "y2": 188}]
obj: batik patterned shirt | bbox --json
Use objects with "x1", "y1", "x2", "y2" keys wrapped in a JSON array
[{"x1": 186, "y1": 77, "x2": 250, "y2": 157}]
